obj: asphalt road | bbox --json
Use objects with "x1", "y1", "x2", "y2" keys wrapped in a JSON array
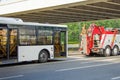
[{"x1": 0, "y1": 54, "x2": 120, "y2": 80}]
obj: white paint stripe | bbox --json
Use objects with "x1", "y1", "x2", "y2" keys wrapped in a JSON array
[
  {"x1": 56, "y1": 62, "x2": 119, "y2": 72},
  {"x1": 112, "y1": 76, "x2": 120, "y2": 80},
  {"x1": 100, "y1": 59, "x2": 116, "y2": 61},
  {"x1": 81, "y1": 59, "x2": 117, "y2": 64},
  {"x1": 40, "y1": 57, "x2": 96, "y2": 65},
  {"x1": 56, "y1": 57, "x2": 104, "y2": 63},
  {"x1": 68, "y1": 56, "x2": 85, "y2": 58},
  {"x1": 43, "y1": 58, "x2": 106, "y2": 65},
  {"x1": 54, "y1": 57, "x2": 118, "y2": 64},
  {"x1": 0, "y1": 75, "x2": 24, "y2": 80}
]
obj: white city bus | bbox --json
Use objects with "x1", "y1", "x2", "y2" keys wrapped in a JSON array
[{"x1": 0, "y1": 17, "x2": 67, "y2": 64}]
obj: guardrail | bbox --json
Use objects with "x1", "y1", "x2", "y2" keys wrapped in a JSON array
[{"x1": 68, "y1": 44, "x2": 79, "y2": 48}]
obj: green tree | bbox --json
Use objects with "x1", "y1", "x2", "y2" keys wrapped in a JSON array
[{"x1": 66, "y1": 19, "x2": 120, "y2": 44}]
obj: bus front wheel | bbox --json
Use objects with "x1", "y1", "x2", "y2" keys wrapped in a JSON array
[{"x1": 38, "y1": 50, "x2": 48, "y2": 63}]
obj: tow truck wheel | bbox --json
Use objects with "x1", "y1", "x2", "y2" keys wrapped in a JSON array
[
  {"x1": 38, "y1": 50, "x2": 48, "y2": 63},
  {"x1": 112, "y1": 46, "x2": 119, "y2": 56},
  {"x1": 103, "y1": 46, "x2": 111, "y2": 57}
]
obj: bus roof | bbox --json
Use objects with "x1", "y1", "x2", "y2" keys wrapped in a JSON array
[{"x1": 0, "y1": 21, "x2": 67, "y2": 28}]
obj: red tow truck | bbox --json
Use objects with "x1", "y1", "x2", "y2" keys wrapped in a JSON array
[{"x1": 80, "y1": 24, "x2": 119, "y2": 56}]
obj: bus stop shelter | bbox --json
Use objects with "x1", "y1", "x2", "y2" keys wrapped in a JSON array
[{"x1": 0, "y1": 0, "x2": 120, "y2": 23}]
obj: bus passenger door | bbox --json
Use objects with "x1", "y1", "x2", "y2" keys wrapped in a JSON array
[
  {"x1": 60, "y1": 31, "x2": 66, "y2": 57},
  {"x1": 0, "y1": 28, "x2": 18, "y2": 61},
  {"x1": 9, "y1": 29, "x2": 18, "y2": 59},
  {"x1": 0, "y1": 28, "x2": 7, "y2": 59},
  {"x1": 54, "y1": 31, "x2": 66, "y2": 58}
]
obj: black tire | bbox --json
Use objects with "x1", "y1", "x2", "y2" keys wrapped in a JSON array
[
  {"x1": 103, "y1": 46, "x2": 111, "y2": 57},
  {"x1": 38, "y1": 50, "x2": 48, "y2": 63},
  {"x1": 88, "y1": 53, "x2": 95, "y2": 56},
  {"x1": 112, "y1": 46, "x2": 119, "y2": 56}
]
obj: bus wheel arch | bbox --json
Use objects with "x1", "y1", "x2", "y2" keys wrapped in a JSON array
[
  {"x1": 103, "y1": 45, "x2": 111, "y2": 57},
  {"x1": 112, "y1": 45, "x2": 119, "y2": 56},
  {"x1": 38, "y1": 49, "x2": 50, "y2": 63}
]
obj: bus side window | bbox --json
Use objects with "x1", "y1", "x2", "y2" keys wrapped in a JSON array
[
  {"x1": 19, "y1": 27, "x2": 36, "y2": 45},
  {"x1": 38, "y1": 29, "x2": 53, "y2": 45}
]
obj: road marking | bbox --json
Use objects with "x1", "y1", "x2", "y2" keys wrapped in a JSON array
[
  {"x1": 64, "y1": 58, "x2": 117, "y2": 63},
  {"x1": 55, "y1": 57, "x2": 105, "y2": 64},
  {"x1": 81, "y1": 59, "x2": 117, "y2": 64},
  {"x1": 68, "y1": 56, "x2": 85, "y2": 58},
  {"x1": 112, "y1": 76, "x2": 120, "y2": 80},
  {"x1": 0, "y1": 75, "x2": 24, "y2": 80},
  {"x1": 100, "y1": 59, "x2": 116, "y2": 61},
  {"x1": 51, "y1": 57, "x2": 119, "y2": 64},
  {"x1": 56, "y1": 62, "x2": 120, "y2": 72}
]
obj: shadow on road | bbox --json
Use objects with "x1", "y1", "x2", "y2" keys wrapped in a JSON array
[{"x1": 0, "y1": 59, "x2": 65, "y2": 68}]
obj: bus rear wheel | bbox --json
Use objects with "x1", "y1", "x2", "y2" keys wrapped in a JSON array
[{"x1": 38, "y1": 50, "x2": 48, "y2": 63}]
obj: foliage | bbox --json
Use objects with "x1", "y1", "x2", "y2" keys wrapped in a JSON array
[{"x1": 66, "y1": 19, "x2": 120, "y2": 44}]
